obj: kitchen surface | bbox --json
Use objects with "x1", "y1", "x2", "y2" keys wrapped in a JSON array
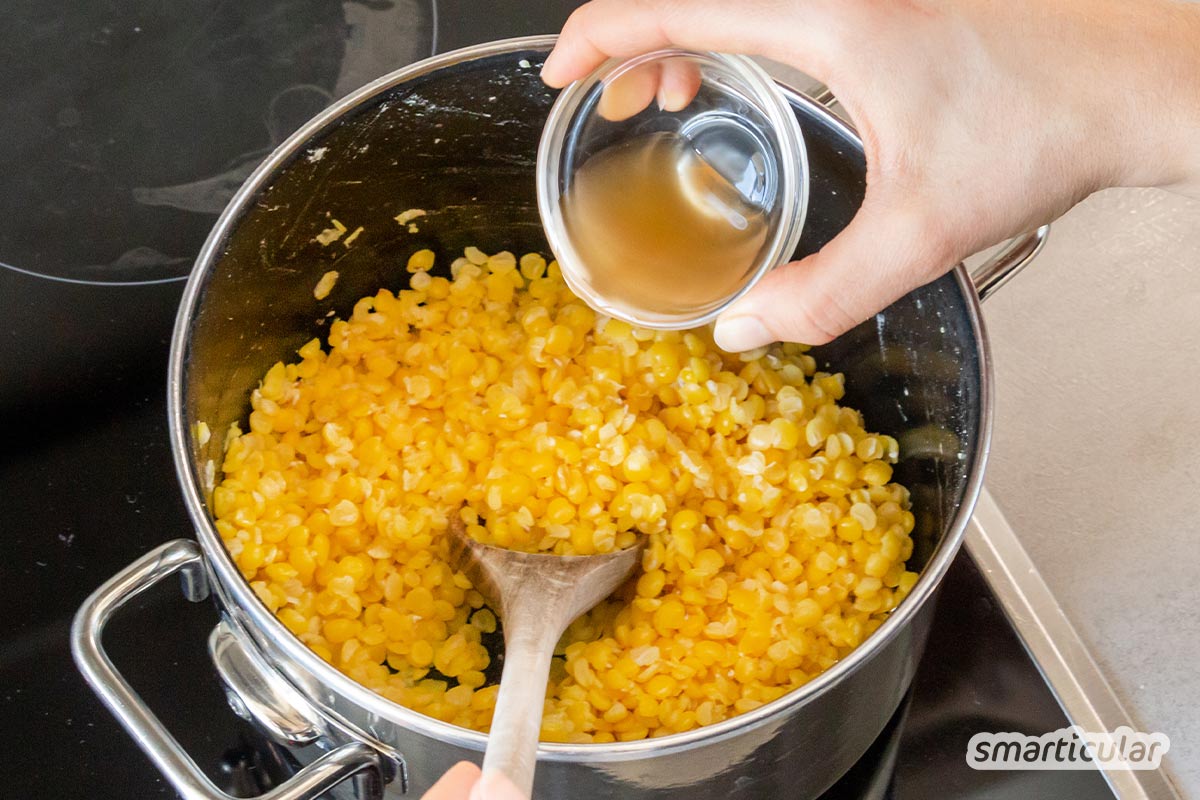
[
  {"x1": 1, "y1": 1, "x2": 1196, "y2": 798},
  {"x1": 986, "y1": 186, "x2": 1200, "y2": 793}
]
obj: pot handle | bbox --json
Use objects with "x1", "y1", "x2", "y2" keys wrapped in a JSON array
[
  {"x1": 804, "y1": 83, "x2": 1050, "y2": 301},
  {"x1": 71, "y1": 539, "x2": 390, "y2": 800},
  {"x1": 967, "y1": 225, "x2": 1050, "y2": 302}
]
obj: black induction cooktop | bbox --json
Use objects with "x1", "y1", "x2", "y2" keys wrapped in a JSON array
[{"x1": 0, "y1": 2, "x2": 1117, "y2": 798}]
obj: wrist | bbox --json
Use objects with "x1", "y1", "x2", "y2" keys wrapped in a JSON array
[
  {"x1": 1163, "y1": 3, "x2": 1200, "y2": 196},
  {"x1": 1112, "y1": 1, "x2": 1200, "y2": 194}
]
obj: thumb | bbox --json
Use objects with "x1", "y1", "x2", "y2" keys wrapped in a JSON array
[
  {"x1": 713, "y1": 199, "x2": 952, "y2": 349},
  {"x1": 468, "y1": 771, "x2": 527, "y2": 800},
  {"x1": 419, "y1": 762, "x2": 482, "y2": 800}
]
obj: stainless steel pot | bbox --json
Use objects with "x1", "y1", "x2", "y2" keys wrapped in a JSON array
[{"x1": 72, "y1": 36, "x2": 1047, "y2": 800}]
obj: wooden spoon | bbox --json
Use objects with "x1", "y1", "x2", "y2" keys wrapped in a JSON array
[{"x1": 447, "y1": 518, "x2": 645, "y2": 798}]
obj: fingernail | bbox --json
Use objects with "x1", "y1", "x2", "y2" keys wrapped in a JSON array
[
  {"x1": 656, "y1": 85, "x2": 686, "y2": 112},
  {"x1": 472, "y1": 772, "x2": 527, "y2": 800},
  {"x1": 713, "y1": 315, "x2": 771, "y2": 352}
]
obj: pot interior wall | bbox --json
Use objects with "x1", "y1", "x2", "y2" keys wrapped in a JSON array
[{"x1": 182, "y1": 47, "x2": 981, "y2": 578}]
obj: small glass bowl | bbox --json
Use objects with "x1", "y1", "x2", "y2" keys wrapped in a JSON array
[{"x1": 537, "y1": 49, "x2": 809, "y2": 329}]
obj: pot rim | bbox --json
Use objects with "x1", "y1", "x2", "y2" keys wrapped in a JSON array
[{"x1": 168, "y1": 34, "x2": 993, "y2": 761}]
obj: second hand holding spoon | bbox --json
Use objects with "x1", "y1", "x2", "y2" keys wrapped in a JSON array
[{"x1": 447, "y1": 518, "x2": 645, "y2": 799}]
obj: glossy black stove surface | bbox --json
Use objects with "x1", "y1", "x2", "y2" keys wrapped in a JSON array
[{"x1": 0, "y1": 2, "x2": 1116, "y2": 798}]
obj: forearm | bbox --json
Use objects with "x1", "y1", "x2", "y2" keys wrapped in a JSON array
[{"x1": 1113, "y1": 0, "x2": 1200, "y2": 196}]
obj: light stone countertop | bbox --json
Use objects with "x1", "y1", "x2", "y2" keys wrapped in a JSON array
[{"x1": 984, "y1": 186, "x2": 1200, "y2": 796}]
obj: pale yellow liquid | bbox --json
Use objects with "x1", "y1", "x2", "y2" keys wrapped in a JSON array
[{"x1": 563, "y1": 132, "x2": 769, "y2": 318}]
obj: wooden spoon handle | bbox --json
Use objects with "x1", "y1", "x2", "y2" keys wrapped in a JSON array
[{"x1": 482, "y1": 620, "x2": 560, "y2": 798}]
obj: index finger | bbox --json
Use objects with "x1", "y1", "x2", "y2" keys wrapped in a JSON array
[{"x1": 541, "y1": 0, "x2": 837, "y2": 87}]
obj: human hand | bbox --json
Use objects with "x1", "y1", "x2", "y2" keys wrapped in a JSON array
[
  {"x1": 543, "y1": 0, "x2": 1200, "y2": 349},
  {"x1": 592, "y1": 58, "x2": 702, "y2": 121},
  {"x1": 419, "y1": 762, "x2": 527, "y2": 800}
]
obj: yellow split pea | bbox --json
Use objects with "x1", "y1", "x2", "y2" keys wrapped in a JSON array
[{"x1": 214, "y1": 246, "x2": 918, "y2": 743}]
